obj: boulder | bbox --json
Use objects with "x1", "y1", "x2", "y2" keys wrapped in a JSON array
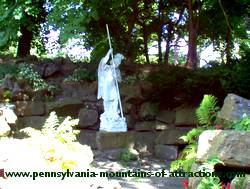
[
  {"x1": 134, "y1": 121, "x2": 155, "y2": 131},
  {"x1": 0, "y1": 115, "x2": 11, "y2": 137},
  {"x1": 2, "y1": 74, "x2": 15, "y2": 89},
  {"x1": 46, "y1": 97, "x2": 83, "y2": 117},
  {"x1": 14, "y1": 101, "x2": 45, "y2": 116},
  {"x1": 60, "y1": 81, "x2": 97, "y2": 101},
  {"x1": 18, "y1": 116, "x2": 48, "y2": 129},
  {"x1": 120, "y1": 83, "x2": 143, "y2": 103},
  {"x1": 96, "y1": 131, "x2": 135, "y2": 150},
  {"x1": 217, "y1": 93, "x2": 250, "y2": 125},
  {"x1": 155, "y1": 122, "x2": 169, "y2": 130},
  {"x1": 197, "y1": 130, "x2": 250, "y2": 169},
  {"x1": 156, "y1": 110, "x2": 175, "y2": 124},
  {"x1": 175, "y1": 108, "x2": 197, "y2": 126},
  {"x1": 125, "y1": 114, "x2": 136, "y2": 130},
  {"x1": 139, "y1": 102, "x2": 158, "y2": 120},
  {"x1": 78, "y1": 108, "x2": 99, "y2": 128},
  {"x1": 155, "y1": 127, "x2": 192, "y2": 145},
  {"x1": 154, "y1": 144, "x2": 178, "y2": 160},
  {"x1": 77, "y1": 130, "x2": 98, "y2": 149},
  {"x1": 135, "y1": 131, "x2": 156, "y2": 154},
  {"x1": 0, "y1": 106, "x2": 17, "y2": 125}
]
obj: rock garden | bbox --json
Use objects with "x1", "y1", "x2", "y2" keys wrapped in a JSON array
[{"x1": 0, "y1": 55, "x2": 249, "y2": 189}]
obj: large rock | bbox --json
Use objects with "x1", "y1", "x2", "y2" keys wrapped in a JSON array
[
  {"x1": 78, "y1": 108, "x2": 99, "y2": 128},
  {"x1": 78, "y1": 131, "x2": 135, "y2": 150},
  {"x1": 217, "y1": 93, "x2": 250, "y2": 124},
  {"x1": 154, "y1": 145, "x2": 178, "y2": 160},
  {"x1": 197, "y1": 130, "x2": 250, "y2": 169},
  {"x1": 120, "y1": 83, "x2": 143, "y2": 103},
  {"x1": 0, "y1": 115, "x2": 11, "y2": 137},
  {"x1": 14, "y1": 101, "x2": 45, "y2": 116},
  {"x1": 135, "y1": 131, "x2": 156, "y2": 154},
  {"x1": 77, "y1": 130, "x2": 98, "y2": 149},
  {"x1": 134, "y1": 121, "x2": 156, "y2": 131},
  {"x1": 96, "y1": 131, "x2": 135, "y2": 150},
  {"x1": 18, "y1": 116, "x2": 48, "y2": 129},
  {"x1": 139, "y1": 102, "x2": 158, "y2": 120},
  {"x1": 61, "y1": 81, "x2": 97, "y2": 101},
  {"x1": 156, "y1": 110, "x2": 175, "y2": 124},
  {"x1": 175, "y1": 108, "x2": 197, "y2": 126},
  {"x1": 0, "y1": 106, "x2": 17, "y2": 125},
  {"x1": 155, "y1": 127, "x2": 192, "y2": 145},
  {"x1": 46, "y1": 97, "x2": 83, "y2": 117}
]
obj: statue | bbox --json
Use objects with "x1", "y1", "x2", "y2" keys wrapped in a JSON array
[{"x1": 97, "y1": 48, "x2": 127, "y2": 132}]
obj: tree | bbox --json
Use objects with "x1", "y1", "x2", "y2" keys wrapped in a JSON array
[{"x1": 0, "y1": 0, "x2": 47, "y2": 57}]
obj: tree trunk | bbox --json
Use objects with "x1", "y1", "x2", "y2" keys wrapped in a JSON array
[
  {"x1": 164, "y1": 23, "x2": 173, "y2": 64},
  {"x1": 142, "y1": 25, "x2": 150, "y2": 64},
  {"x1": 158, "y1": 31, "x2": 162, "y2": 63},
  {"x1": 157, "y1": 0, "x2": 163, "y2": 64},
  {"x1": 225, "y1": 27, "x2": 232, "y2": 63},
  {"x1": 186, "y1": 0, "x2": 200, "y2": 69},
  {"x1": 17, "y1": 25, "x2": 33, "y2": 57}
]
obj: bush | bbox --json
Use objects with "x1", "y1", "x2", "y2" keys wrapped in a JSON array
[
  {"x1": 0, "y1": 63, "x2": 18, "y2": 80},
  {"x1": 64, "y1": 68, "x2": 95, "y2": 82},
  {"x1": 17, "y1": 63, "x2": 48, "y2": 90}
]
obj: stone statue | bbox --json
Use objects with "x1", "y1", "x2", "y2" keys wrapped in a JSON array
[{"x1": 97, "y1": 48, "x2": 127, "y2": 132}]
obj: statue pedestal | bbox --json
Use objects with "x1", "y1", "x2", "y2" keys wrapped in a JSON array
[{"x1": 99, "y1": 114, "x2": 127, "y2": 132}]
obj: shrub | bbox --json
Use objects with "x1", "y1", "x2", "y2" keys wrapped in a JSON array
[
  {"x1": 17, "y1": 63, "x2": 48, "y2": 90},
  {"x1": 0, "y1": 63, "x2": 18, "y2": 80},
  {"x1": 21, "y1": 111, "x2": 81, "y2": 170},
  {"x1": 64, "y1": 68, "x2": 95, "y2": 82},
  {"x1": 230, "y1": 115, "x2": 250, "y2": 131}
]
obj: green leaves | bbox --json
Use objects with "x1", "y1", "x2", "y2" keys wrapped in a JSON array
[
  {"x1": 196, "y1": 94, "x2": 220, "y2": 128},
  {"x1": 17, "y1": 63, "x2": 48, "y2": 90},
  {"x1": 231, "y1": 115, "x2": 250, "y2": 131}
]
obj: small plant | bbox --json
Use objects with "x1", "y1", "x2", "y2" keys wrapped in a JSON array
[
  {"x1": 196, "y1": 94, "x2": 220, "y2": 128},
  {"x1": 230, "y1": 115, "x2": 250, "y2": 131},
  {"x1": 122, "y1": 72, "x2": 148, "y2": 84},
  {"x1": 41, "y1": 111, "x2": 79, "y2": 143},
  {"x1": 21, "y1": 111, "x2": 80, "y2": 170},
  {"x1": 171, "y1": 128, "x2": 204, "y2": 172},
  {"x1": 197, "y1": 157, "x2": 224, "y2": 189},
  {"x1": 17, "y1": 63, "x2": 48, "y2": 90},
  {"x1": 119, "y1": 148, "x2": 138, "y2": 162},
  {"x1": 64, "y1": 68, "x2": 95, "y2": 82}
]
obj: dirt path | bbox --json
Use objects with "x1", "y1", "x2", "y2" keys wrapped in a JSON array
[{"x1": 93, "y1": 153, "x2": 185, "y2": 189}]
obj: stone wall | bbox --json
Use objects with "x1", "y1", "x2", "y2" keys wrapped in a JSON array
[
  {"x1": 1, "y1": 80, "x2": 197, "y2": 160},
  {"x1": 0, "y1": 62, "x2": 197, "y2": 160}
]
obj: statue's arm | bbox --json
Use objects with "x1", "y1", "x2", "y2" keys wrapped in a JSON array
[{"x1": 100, "y1": 49, "x2": 113, "y2": 68}]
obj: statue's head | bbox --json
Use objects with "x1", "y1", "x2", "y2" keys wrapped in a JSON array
[{"x1": 113, "y1": 53, "x2": 125, "y2": 67}]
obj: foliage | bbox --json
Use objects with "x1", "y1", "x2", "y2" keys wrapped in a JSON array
[
  {"x1": 42, "y1": 112, "x2": 79, "y2": 143},
  {"x1": 119, "y1": 148, "x2": 138, "y2": 162},
  {"x1": 122, "y1": 72, "x2": 147, "y2": 85},
  {"x1": 196, "y1": 95, "x2": 220, "y2": 128},
  {"x1": 21, "y1": 111, "x2": 80, "y2": 170},
  {"x1": 231, "y1": 176, "x2": 246, "y2": 189},
  {"x1": 197, "y1": 157, "x2": 224, "y2": 189},
  {"x1": 64, "y1": 68, "x2": 95, "y2": 82},
  {"x1": 0, "y1": 0, "x2": 47, "y2": 56},
  {"x1": 17, "y1": 63, "x2": 47, "y2": 90},
  {"x1": 171, "y1": 128, "x2": 204, "y2": 172},
  {"x1": 171, "y1": 95, "x2": 220, "y2": 172},
  {"x1": 230, "y1": 115, "x2": 250, "y2": 131},
  {"x1": 0, "y1": 63, "x2": 18, "y2": 80}
]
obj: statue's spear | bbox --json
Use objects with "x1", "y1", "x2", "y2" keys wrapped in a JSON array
[{"x1": 106, "y1": 24, "x2": 124, "y2": 118}]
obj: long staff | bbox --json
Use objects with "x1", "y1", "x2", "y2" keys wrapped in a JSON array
[{"x1": 106, "y1": 24, "x2": 124, "y2": 118}]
